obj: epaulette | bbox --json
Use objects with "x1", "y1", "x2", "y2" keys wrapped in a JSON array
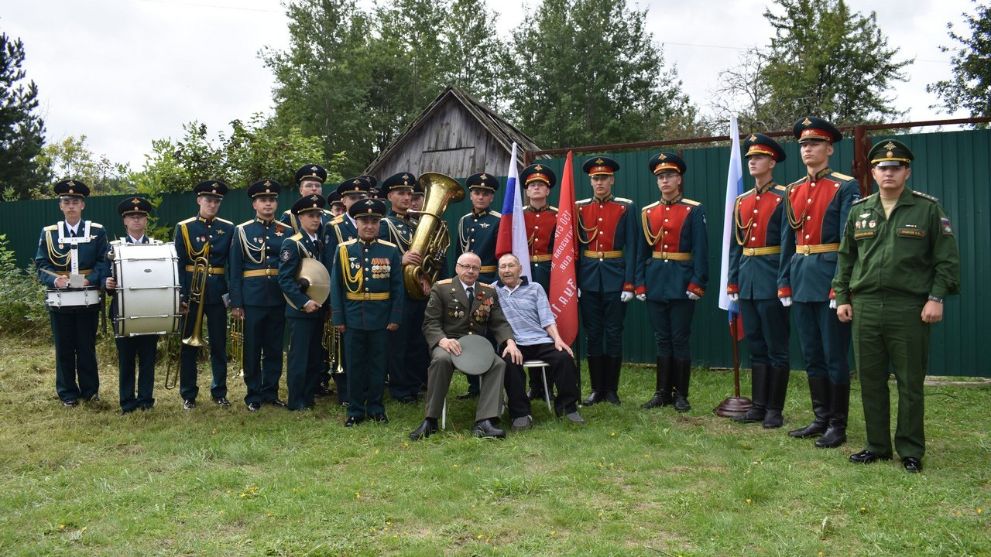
[
  {"x1": 912, "y1": 190, "x2": 939, "y2": 203},
  {"x1": 852, "y1": 193, "x2": 876, "y2": 206},
  {"x1": 436, "y1": 278, "x2": 453, "y2": 285},
  {"x1": 643, "y1": 201, "x2": 660, "y2": 210},
  {"x1": 549, "y1": 205, "x2": 558, "y2": 212},
  {"x1": 576, "y1": 198, "x2": 592, "y2": 205},
  {"x1": 341, "y1": 238, "x2": 358, "y2": 246},
  {"x1": 216, "y1": 217, "x2": 233, "y2": 226},
  {"x1": 378, "y1": 239, "x2": 397, "y2": 248},
  {"x1": 238, "y1": 219, "x2": 254, "y2": 228},
  {"x1": 736, "y1": 189, "x2": 754, "y2": 200},
  {"x1": 830, "y1": 171, "x2": 855, "y2": 182},
  {"x1": 681, "y1": 198, "x2": 701, "y2": 207},
  {"x1": 274, "y1": 220, "x2": 292, "y2": 229},
  {"x1": 178, "y1": 216, "x2": 196, "y2": 225},
  {"x1": 44, "y1": 224, "x2": 58, "y2": 231},
  {"x1": 489, "y1": 210, "x2": 501, "y2": 218},
  {"x1": 476, "y1": 282, "x2": 494, "y2": 292},
  {"x1": 330, "y1": 215, "x2": 345, "y2": 225},
  {"x1": 89, "y1": 222, "x2": 103, "y2": 228},
  {"x1": 614, "y1": 197, "x2": 634, "y2": 204},
  {"x1": 289, "y1": 233, "x2": 303, "y2": 241},
  {"x1": 773, "y1": 185, "x2": 788, "y2": 192}
]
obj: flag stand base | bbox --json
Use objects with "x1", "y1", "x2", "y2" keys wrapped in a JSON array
[{"x1": 714, "y1": 396, "x2": 752, "y2": 418}]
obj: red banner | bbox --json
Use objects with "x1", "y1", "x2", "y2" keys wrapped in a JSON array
[{"x1": 549, "y1": 151, "x2": 579, "y2": 345}]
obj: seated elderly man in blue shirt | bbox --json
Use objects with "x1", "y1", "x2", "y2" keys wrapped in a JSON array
[{"x1": 496, "y1": 253, "x2": 585, "y2": 428}]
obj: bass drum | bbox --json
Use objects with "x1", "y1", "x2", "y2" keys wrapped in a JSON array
[{"x1": 112, "y1": 241, "x2": 182, "y2": 337}]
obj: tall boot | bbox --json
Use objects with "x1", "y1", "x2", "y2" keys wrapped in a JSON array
[
  {"x1": 642, "y1": 357, "x2": 671, "y2": 409},
  {"x1": 582, "y1": 355, "x2": 604, "y2": 406},
  {"x1": 604, "y1": 357, "x2": 622, "y2": 405},
  {"x1": 734, "y1": 363, "x2": 768, "y2": 423},
  {"x1": 815, "y1": 382, "x2": 849, "y2": 448},
  {"x1": 673, "y1": 359, "x2": 692, "y2": 412},
  {"x1": 762, "y1": 364, "x2": 790, "y2": 429},
  {"x1": 788, "y1": 376, "x2": 830, "y2": 438}
]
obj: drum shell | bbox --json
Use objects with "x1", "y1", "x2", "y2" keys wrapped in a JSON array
[
  {"x1": 45, "y1": 288, "x2": 101, "y2": 308},
  {"x1": 112, "y1": 242, "x2": 181, "y2": 337}
]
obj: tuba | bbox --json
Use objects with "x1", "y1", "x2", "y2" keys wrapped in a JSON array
[{"x1": 404, "y1": 172, "x2": 465, "y2": 299}]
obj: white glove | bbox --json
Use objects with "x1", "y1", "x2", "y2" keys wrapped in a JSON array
[
  {"x1": 636, "y1": 293, "x2": 646, "y2": 302},
  {"x1": 577, "y1": 288, "x2": 582, "y2": 299},
  {"x1": 829, "y1": 299, "x2": 837, "y2": 309},
  {"x1": 728, "y1": 293, "x2": 739, "y2": 302},
  {"x1": 686, "y1": 291, "x2": 700, "y2": 301},
  {"x1": 620, "y1": 291, "x2": 634, "y2": 303},
  {"x1": 780, "y1": 296, "x2": 792, "y2": 307}
]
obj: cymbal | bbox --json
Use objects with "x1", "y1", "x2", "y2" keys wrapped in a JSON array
[
  {"x1": 451, "y1": 334, "x2": 496, "y2": 375},
  {"x1": 297, "y1": 258, "x2": 330, "y2": 304}
]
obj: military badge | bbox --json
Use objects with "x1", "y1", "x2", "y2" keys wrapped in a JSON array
[
  {"x1": 280, "y1": 249, "x2": 291, "y2": 262},
  {"x1": 941, "y1": 217, "x2": 953, "y2": 236}
]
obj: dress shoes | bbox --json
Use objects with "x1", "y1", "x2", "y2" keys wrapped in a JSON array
[
  {"x1": 369, "y1": 413, "x2": 389, "y2": 423},
  {"x1": 62, "y1": 399, "x2": 79, "y2": 407},
  {"x1": 902, "y1": 457, "x2": 923, "y2": 473},
  {"x1": 344, "y1": 416, "x2": 365, "y2": 427},
  {"x1": 604, "y1": 391, "x2": 621, "y2": 405},
  {"x1": 268, "y1": 399, "x2": 287, "y2": 408},
  {"x1": 582, "y1": 391, "x2": 604, "y2": 406},
  {"x1": 246, "y1": 402, "x2": 262, "y2": 412},
  {"x1": 564, "y1": 411, "x2": 586, "y2": 425},
  {"x1": 213, "y1": 397, "x2": 231, "y2": 407},
  {"x1": 409, "y1": 418, "x2": 439, "y2": 441},
  {"x1": 315, "y1": 384, "x2": 333, "y2": 397},
  {"x1": 85, "y1": 394, "x2": 101, "y2": 402},
  {"x1": 511, "y1": 415, "x2": 533, "y2": 431},
  {"x1": 848, "y1": 449, "x2": 892, "y2": 464},
  {"x1": 472, "y1": 419, "x2": 506, "y2": 439},
  {"x1": 182, "y1": 399, "x2": 196, "y2": 410},
  {"x1": 673, "y1": 395, "x2": 691, "y2": 413}
]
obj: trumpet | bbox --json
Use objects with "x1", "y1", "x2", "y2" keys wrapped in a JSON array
[
  {"x1": 323, "y1": 323, "x2": 344, "y2": 374},
  {"x1": 230, "y1": 314, "x2": 244, "y2": 376},
  {"x1": 182, "y1": 256, "x2": 209, "y2": 347}
]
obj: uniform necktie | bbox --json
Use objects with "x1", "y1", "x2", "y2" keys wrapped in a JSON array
[{"x1": 466, "y1": 287, "x2": 474, "y2": 311}]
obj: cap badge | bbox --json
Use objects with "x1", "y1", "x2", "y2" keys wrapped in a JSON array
[
  {"x1": 749, "y1": 134, "x2": 757, "y2": 141},
  {"x1": 132, "y1": 198, "x2": 140, "y2": 205},
  {"x1": 480, "y1": 174, "x2": 488, "y2": 180},
  {"x1": 595, "y1": 158, "x2": 604, "y2": 164},
  {"x1": 802, "y1": 117, "x2": 812, "y2": 126},
  {"x1": 659, "y1": 153, "x2": 667, "y2": 160},
  {"x1": 534, "y1": 165, "x2": 543, "y2": 171},
  {"x1": 884, "y1": 141, "x2": 897, "y2": 150}
]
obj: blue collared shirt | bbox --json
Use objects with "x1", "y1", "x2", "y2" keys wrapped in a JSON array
[{"x1": 495, "y1": 277, "x2": 555, "y2": 346}]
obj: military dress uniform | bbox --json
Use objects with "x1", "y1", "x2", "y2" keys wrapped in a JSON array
[
  {"x1": 520, "y1": 163, "x2": 558, "y2": 294},
  {"x1": 834, "y1": 140, "x2": 960, "y2": 471},
  {"x1": 576, "y1": 156, "x2": 639, "y2": 405},
  {"x1": 280, "y1": 164, "x2": 334, "y2": 233},
  {"x1": 278, "y1": 194, "x2": 330, "y2": 411},
  {"x1": 635, "y1": 153, "x2": 708, "y2": 413},
  {"x1": 35, "y1": 179, "x2": 109, "y2": 405},
  {"x1": 229, "y1": 179, "x2": 293, "y2": 410},
  {"x1": 174, "y1": 180, "x2": 235, "y2": 407},
  {"x1": 779, "y1": 117, "x2": 860, "y2": 447},
  {"x1": 378, "y1": 172, "x2": 430, "y2": 403},
  {"x1": 455, "y1": 172, "x2": 502, "y2": 398},
  {"x1": 105, "y1": 197, "x2": 159, "y2": 413},
  {"x1": 728, "y1": 134, "x2": 791, "y2": 427},
  {"x1": 332, "y1": 199, "x2": 404, "y2": 425}
]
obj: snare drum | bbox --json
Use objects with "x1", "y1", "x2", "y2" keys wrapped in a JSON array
[
  {"x1": 112, "y1": 241, "x2": 182, "y2": 337},
  {"x1": 45, "y1": 288, "x2": 101, "y2": 308}
]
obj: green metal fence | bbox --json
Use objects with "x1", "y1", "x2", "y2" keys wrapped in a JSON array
[{"x1": 2, "y1": 128, "x2": 987, "y2": 376}]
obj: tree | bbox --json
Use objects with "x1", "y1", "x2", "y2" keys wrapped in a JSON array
[
  {"x1": 0, "y1": 33, "x2": 45, "y2": 200},
  {"x1": 507, "y1": 0, "x2": 700, "y2": 149},
  {"x1": 33, "y1": 135, "x2": 133, "y2": 197},
  {"x1": 440, "y1": 0, "x2": 510, "y2": 110},
  {"x1": 709, "y1": 51, "x2": 778, "y2": 132},
  {"x1": 928, "y1": 1, "x2": 991, "y2": 122},
  {"x1": 760, "y1": 0, "x2": 911, "y2": 127}
]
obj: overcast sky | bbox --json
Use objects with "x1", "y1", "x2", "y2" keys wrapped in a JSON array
[{"x1": 3, "y1": 0, "x2": 976, "y2": 170}]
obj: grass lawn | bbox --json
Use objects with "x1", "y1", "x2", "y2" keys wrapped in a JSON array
[{"x1": 0, "y1": 335, "x2": 988, "y2": 556}]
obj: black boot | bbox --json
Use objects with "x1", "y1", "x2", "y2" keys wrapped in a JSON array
[
  {"x1": 673, "y1": 359, "x2": 692, "y2": 412},
  {"x1": 604, "y1": 357, "x2": 622, "y2": 405},
  {"x1": 762, "y1": 364, "x2": 790, "y2": 429},
  {"x1": 582, "y1": 355, "x2": 604, "y2": 406},
  {"x1": 642, "y1": 357, "x2": 672, "y2": 409},
  {"x1": 788, "y1": 376, "x2": 830, "y2": 438},
  {"x1": 816, "y1": 382, "x2": 849, "y2": 448},
  {"x1": 734, "y1": 363, "x2": 769, "y2": 423}
]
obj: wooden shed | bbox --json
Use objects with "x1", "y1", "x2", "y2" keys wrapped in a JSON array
[{"x1": 363, "y1": 86, "x2": 541, "y2": 179}]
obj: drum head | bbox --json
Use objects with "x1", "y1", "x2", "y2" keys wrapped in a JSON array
[{"x1": 451, "y1": 334, "x2": 496, "y2": 375}]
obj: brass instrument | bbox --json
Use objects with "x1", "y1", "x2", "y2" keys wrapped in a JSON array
[
  {"x1": 230, "y1": 314, "x2": 244, "y2": 376},
  {"x1": 404, "y1": 172, "x2": 465, "y2": 299},
  {"x1": 182, "y1": 256, "x2": 209, "y2": 347},
  {"x1": 323, "y1": 323, "x2": 344, "y2": 374}
]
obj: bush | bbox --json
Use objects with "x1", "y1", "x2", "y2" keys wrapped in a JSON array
[{"x1": 0, "y1": 234, "x2": 48, "y2": 335}]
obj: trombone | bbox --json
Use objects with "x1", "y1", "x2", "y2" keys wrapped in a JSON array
[{"x1": 164, "y1": 255, "x2": 209, "y2": 389}]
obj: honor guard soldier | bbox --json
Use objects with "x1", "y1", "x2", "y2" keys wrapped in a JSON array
[
  {"x1": 281, "y1": 164, "x2": 331, "y2": 233},
  {"x1": 323, "y1": 176, "x2": 373, "y2": 404},
  {"x1": 779, "y1": 117, "x2": 860, "y2": 448},
  {"x1": 174, "y1": 180, "x2": 235, "y2": 409},
  {"x1": 454, "y1": 172, "x2": 502, "y2": 399},
  {"x1": 331, "y1": 198, "x2": 404, "y2": 426},
  {"x1": 835, "y1": 139, "x2": 960, "y2": 473},
  {"x1": 576, "y1": 156, "x2": 639, "y2": 405},
  {"x1": 35, "y1": 179, "x2": 109, "y2": 406},
  {"x1": 104, "y1": 197, "x2": 160, "y2": 413},
  {"x1": 728, "y1": 134, "x2": 791, "y2": 428},
  {"x1": 278, "y1": 194, "x2": 330, "y2": 411},
  {"x1": 229, "y1": 179, "x2": 293, "y2": 411},
  {"x1": 378, "y1": 172, "x2": 431, "y2": 403},
  {"x1": 635, "y1": 152, "x2": 708, "y2": 413},
  {"x1": 520, "y1": 163, "x2": 558, "y2": 402}
]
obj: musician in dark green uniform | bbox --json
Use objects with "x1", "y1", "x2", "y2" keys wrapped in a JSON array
[
  {"x1": 229, "y1": 179, "x2": 293, "y2": 411},
  {"x1": 378, "y1": 172, "x2": 430, "y2": 403},
  {"x1": 454, "y1": 172, "x2": 501, "y2": 399},
  {"x1": 278, "y1": 194, "x2": 330, "y2": 411},
  {"x1": 174, "y1": 180, "x2": 235, "y2": 409},
  {"x1": 104, "y1": 197, "x2": 159, "y2": 413},
  {"x1": 331, "y1": 198, "x2": 404, "y2": 426},
  {"x1": 281, "y1": 164, "x2": 332, "y2": 233},
  {"x1": 834, "y1": 139, "x2": 960, "y2": 473},
  {"x1": 35, "y1": 179, "x2": 109, "y2": 406}
]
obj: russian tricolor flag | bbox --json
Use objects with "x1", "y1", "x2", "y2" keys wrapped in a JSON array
[
  {"x1": 719, "y1": 115, "x2": 745, "y2": 340},
  {"x1": 495, "y1": 142, "x2": 532, "y2": 282}
]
